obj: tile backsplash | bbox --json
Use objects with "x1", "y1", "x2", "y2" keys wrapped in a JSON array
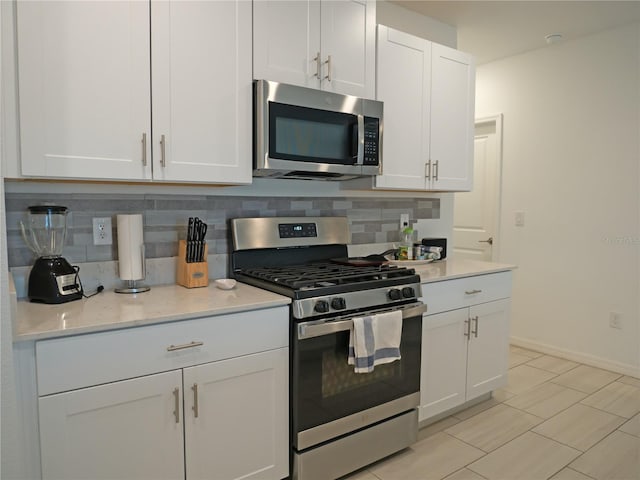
[{"x1": 5, "y1": 193, "x2": 440, "y2": 268}]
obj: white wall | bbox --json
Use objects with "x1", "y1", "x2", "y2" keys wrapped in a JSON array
[{"x1": 476, "y1": 23, "x2": 640, "y2": 375}]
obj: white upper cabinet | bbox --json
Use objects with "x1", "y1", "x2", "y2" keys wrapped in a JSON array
[
  {"x1": 16, "y1": 0, "x2": 252, "y2": 184},
  {"x1": 375, "y1": 25, "x2": 475, "y2": 191},
  {"x1": 375, "y1": 26, "x2": 431, "y2": 190},
  {"x1": 151, "y1": 1, "x2": 252, "y2": 184},
  {"x1": 430, "y1": 43, "x2": 475, "y2": 191},
  {"x1": 253, "y1": 0, "x2": 376, "y2": 99},
  {"x1": 17, "y1": 1, "x2": 152, "y2": 180}
]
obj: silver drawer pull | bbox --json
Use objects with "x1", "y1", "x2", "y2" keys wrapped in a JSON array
[
  {"x1": 465, "y1": 289, "x2": 482, "y2": 295},
  {"x1": 167, "y1": 341, "x2": 204, "y2": 352}
]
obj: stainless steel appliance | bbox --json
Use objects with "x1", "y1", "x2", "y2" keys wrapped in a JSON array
[
  {"x1": 20, "y1": 205, "x2": 82, "y2": 303},
  {"x1": 231, "y1": 217, "x2": 426, "y2": 480},
  {"x1": 254, "y1": 80, "x2": 383, "y2": 181}
]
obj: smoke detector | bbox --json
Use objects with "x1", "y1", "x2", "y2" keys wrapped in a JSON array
[{"x1": 545, "y1": 33, "x2": 564, "y2": 45}]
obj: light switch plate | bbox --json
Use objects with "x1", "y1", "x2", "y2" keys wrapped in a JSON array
[{"x1": 515, "y1": 211, "x2": 525, "y2": 227}]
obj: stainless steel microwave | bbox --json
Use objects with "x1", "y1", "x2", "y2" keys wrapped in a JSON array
[{"x1": 254, "y1": 80, "x2": 383, "y2": 181}]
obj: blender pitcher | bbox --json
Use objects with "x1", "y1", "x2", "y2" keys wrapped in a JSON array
[{"x1": 20, "y1": 205, "x2": 83, "y2": 303}]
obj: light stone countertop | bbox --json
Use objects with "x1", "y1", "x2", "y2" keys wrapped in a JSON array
[
  {"x1": 410, "y1": 257, "x2": 516, "y2": 283},
  {"x1": 13, "y1": 257, "x2": 514, "y2": 343},
  {"x1": 14, "y1": 282, "x2": 291, "y2": 342}
]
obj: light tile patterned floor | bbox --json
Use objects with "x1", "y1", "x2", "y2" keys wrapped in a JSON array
[{"x1": 344, "y1": 346, "x2": 640, "y2": 480}]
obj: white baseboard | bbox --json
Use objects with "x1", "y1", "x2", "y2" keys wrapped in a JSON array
[{"x1": 510, "y1": 336, "x2": 640, "y2": 378}]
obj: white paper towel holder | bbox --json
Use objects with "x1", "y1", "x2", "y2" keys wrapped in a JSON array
[
  {"x1": 115, "y1": 214, "x2": 151, "y2": 294},
  {"x1": 115, "y1": 280, "x2": 150, "y2": 294},
  {"x1": 115, "y1": 244, "x2": 150, "y2": 294}
]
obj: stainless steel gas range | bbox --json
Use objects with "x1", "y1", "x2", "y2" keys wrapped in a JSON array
[{"x1": 231, "y1": 217, "x2": 426, "y2": 480}]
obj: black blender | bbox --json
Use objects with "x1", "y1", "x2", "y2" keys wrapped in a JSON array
[{"x1": 20, "y1": 205, "x2": 83, "y2": 303}]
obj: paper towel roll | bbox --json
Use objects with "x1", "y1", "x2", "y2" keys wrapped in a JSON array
[{"x1": 117, "y1": 214, "x2": 145, "y2": 281}]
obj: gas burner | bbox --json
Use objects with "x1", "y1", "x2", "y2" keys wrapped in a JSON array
[{"x1": 241, "y1": 262, "x2": 415, "y2": 290}]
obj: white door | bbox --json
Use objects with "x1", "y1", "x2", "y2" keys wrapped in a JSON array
[
  {"x1": 320, "y1": 0, "x2": 375, "y2": 98},
  {"x1": 420, "y1": 309, "x2": 468, "y2": 421},
  {"x1": 430, "y1": 43, "x2": 475, "y2": 191},
  {"x1": 17, "y1": 1, "x2": 152, "y2": 180},
  {"x1": 453, "y1": 115, "x2": 503, "y2": 260},
  {"x1": 375, "y1": 26, "x2": 430, "y2": 190},
  {"x1": 151, "y1": 0, "x2": 252, "y2": 184},
  {"x1": 466, "y1": 299, "x2": 510, "y2": 399},
  {"x1": 39, "y1": 371, "x2": 184, "y2": 480},
  {"x1": 184, "y1": 348, "x2": 289, "y2": 480},
  {"x1": 253, "y1": 0, "x2": 321, "y2": 89}
]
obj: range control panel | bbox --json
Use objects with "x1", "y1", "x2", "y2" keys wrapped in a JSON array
[{"x1": 278, "y1": 222, "x2": 318, "y2": 238}]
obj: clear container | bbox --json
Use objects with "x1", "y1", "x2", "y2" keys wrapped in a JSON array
[{"x1": 21, "y1": 205, "x2": 69, "y2": 257}]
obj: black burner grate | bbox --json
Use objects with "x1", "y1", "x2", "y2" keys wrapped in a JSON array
[{"x1": 240, "y1": 262, "x2": 415, "y2": 290}]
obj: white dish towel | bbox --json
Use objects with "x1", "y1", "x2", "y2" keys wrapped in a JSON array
[{"x1": 348, "y1": 310, "x2": 403, "y2": 373}]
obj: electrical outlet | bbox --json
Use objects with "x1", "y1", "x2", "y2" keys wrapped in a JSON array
[
  {"x1": 515, "y1": 211, "x2": 525, "y2": 227},
  {"x1": 93, "y1": 217, "x2": 112, "y2": 245},
  {"x1": 609, "y1": 312, "x2": 622, "y2": 329},
  {"x1": 400, "y1": 213, "x2": 410, "y2": 228}
]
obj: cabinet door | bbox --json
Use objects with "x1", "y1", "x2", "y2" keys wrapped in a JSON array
[
  {"x1": 375, "y1": 26, "x2": 430, "y2": 190},
  {"x1": 184, "y1": 348, "x2": 289, "y2": 480},
  {"x1": 320, "y1": 0, "x2": 375, "y2": 98},
  {"x1": 17, "y1": 1, "x2": 152, "y2": 180},
  {"x1": 151, "y1": 0, "x2": 251, "y2": 184},
  {"x1": 253, "y1": 0, "x2": 321, "y2": 89},
  {"x1": 429, "y1": 43, "x2": 475, "y2": 191},
  {"x1": 420, "y1": 309, "x2": 469, "y2": 421},
  {"x1": 466, "y1": 299, "x2": 510, "y2": 399},
  {"x1": 39, "y1": 371, "x2": 184, "y2": 480}
]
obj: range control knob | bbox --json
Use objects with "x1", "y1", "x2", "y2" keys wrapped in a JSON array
[
  {"x1": 314, "y1": 300, "x2": 329, "y2": 313},
  {"x1": 402, "y1": 287, "x2": 416, "y2": 298},
  {"x1": 388, "y1": 288, "x2": 402, "y2": 301},
  {"x1": 331, "y1": 297, "x2": 346, "y2": 310}
]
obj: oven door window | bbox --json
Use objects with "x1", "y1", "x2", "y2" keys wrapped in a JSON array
[
  {"x1": 292, "y1": 315, "x2": 421, "y2": 434},
  {"x1": 269, "y1": 102, "x2": 358, "y2": 164}
]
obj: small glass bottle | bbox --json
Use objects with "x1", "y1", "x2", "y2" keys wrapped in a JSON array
[{"x1": 398, "y1": 222, "x2": 414, "y2": 260}]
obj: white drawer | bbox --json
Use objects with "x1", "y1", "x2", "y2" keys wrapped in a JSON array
[
  {"x1": 421, "y1": 271, "x2": 512, "y2": 316},
  {"x1": 36, "y1": 306, "x2": 289, "y2": 396}
]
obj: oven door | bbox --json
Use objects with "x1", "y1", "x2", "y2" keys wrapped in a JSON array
[{"x1": 292, "y1": 302, "x2": 426, "y2": 451}]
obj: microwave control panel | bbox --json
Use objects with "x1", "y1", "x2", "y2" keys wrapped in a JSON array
[{"x1": 363, "y1": 117, "x2": 380, "y2": 166}]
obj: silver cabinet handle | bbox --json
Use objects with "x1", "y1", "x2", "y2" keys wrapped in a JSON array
[
  {"x1": 464, "y1": 318, "x2": 470, "y2": 337},
  {"x1": 472, "y1": 316, "x2": 479, "y2": 338},
  {"x1": 313, "y1": 52, "x2": 321, "y2": 78},
  {"x1": 166, "y1": 341, "x2": 204, "y2": 352},
  {"x1": 142, "y1": 133, "x2": 147, "y2": 166},
  {"x1": 465, "y1": 289, "x2": 482, "y2": 295},
  {"x1": 478, "y1": 237, "x2": 494, "y2": 245},
  {"x1": 434, "y1": 160, "x2": 439, "y2": 181},
  {"x1": 172, "y1": 387, "x2": 180, "y2": 424},
  {"x1": 160, "y1": 134, "x2": 167, "y2": 167},
  {"x1": 192, "y1": 383, "x2": 199, "y2": 418},
  {"x1": 425, "y1": 160, "x2": 432, "y2": 180},
  {"x1": 324, "y1": 55, "x2": 332, "y2": 82}
]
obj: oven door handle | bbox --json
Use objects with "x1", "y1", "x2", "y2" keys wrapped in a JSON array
[{"x1": 297, "y1": 303, "x2": 428, "y2": 340}]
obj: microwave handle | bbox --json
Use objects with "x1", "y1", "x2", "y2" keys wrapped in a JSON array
[{"x1": 354, "y1": 114, "x2": 364, "y2": 165}]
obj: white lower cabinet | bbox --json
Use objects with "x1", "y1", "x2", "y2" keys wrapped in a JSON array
[
  {"x1": 39, "y1": 370, "x2": 185, "y2": 480},
  {"x1": 419, "y1": 273, "x2": 511, "y2": 422},
  {"x1": 36, "y1": 308, "x2": 289, "y2": 480}
]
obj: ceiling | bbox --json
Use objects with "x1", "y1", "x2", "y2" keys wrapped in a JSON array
[{"x1": 391, "y1": 1, "x2": 640, "y2": 64}]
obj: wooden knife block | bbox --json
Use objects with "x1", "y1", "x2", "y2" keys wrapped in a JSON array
[{"x1": 176, "y1": 240, "x2": 209, "y2": 288}]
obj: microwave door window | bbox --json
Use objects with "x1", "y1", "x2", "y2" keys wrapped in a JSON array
[{"x1": 269, "y1": 102, "x2": 358, "y2": 165}]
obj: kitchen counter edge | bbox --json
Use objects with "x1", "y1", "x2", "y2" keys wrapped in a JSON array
[
  {"x1": 414, "y1": 258, "x2": 517, "y2": 284},
  {"x1": 13, "y1": 282, "x2": 291, "y2": 342}
]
